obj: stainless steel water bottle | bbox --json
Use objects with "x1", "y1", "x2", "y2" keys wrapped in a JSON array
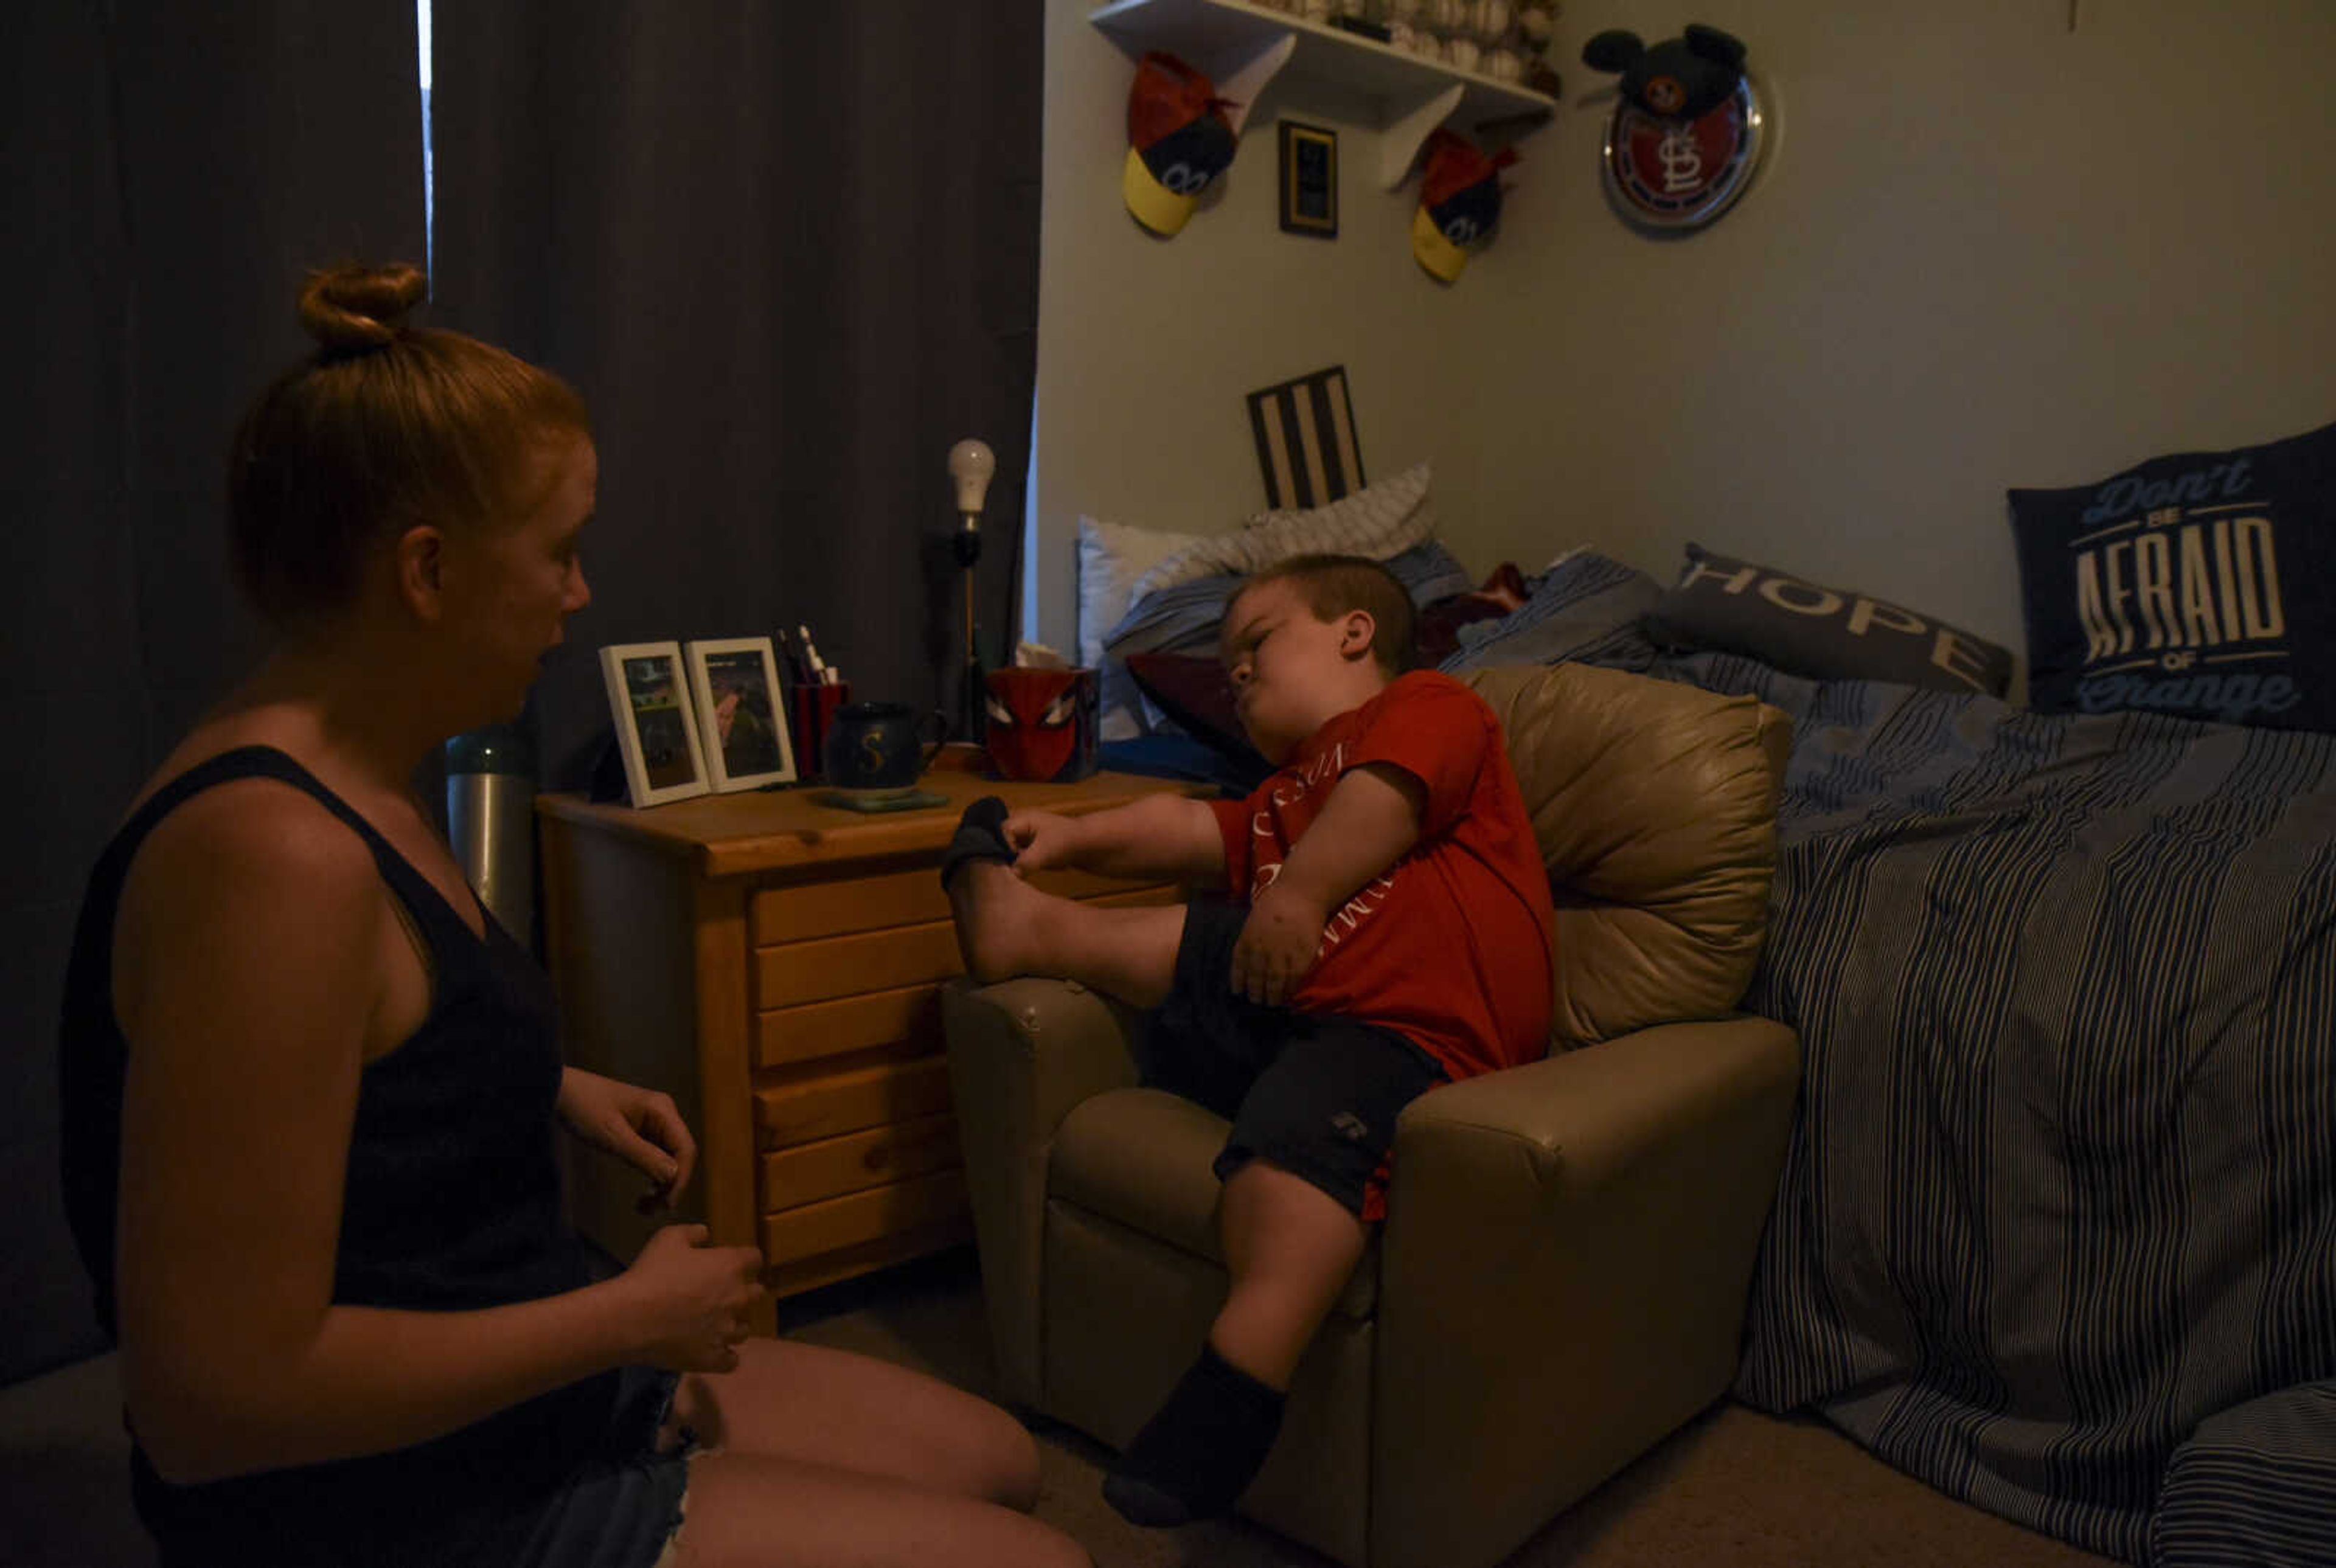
[{"x1": 445, "y1": 723, "x2": 537, "y2": 946}]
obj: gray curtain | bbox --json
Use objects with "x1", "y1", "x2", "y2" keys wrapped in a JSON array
[
  {"x1": 430, "y1": 2, "x2": 1044, "y2": 785},
  {"x1": 2, "y1": 1, "x2": 423, "y2": 1384}
]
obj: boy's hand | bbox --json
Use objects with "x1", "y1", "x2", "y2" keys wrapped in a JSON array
[
  {"x1": 1002, "y1": 810, "x2": 1082, "y2": 873},
  {"x1": 1232, "y1": 883, "x2": 1328, "y2": 1007}
]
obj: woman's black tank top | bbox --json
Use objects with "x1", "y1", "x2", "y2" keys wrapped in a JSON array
[{"x1": 57, "y1": 745, "x2": 617, "y2": 1564}]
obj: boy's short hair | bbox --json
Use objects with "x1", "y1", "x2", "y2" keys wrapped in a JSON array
[{"x1": 1240, "y1": 553, "x2": 1416, "y2": 674}]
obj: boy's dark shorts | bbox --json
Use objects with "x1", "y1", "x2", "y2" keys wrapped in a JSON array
[{"x1": 1147, "y1": 894, "x2": 1445, "y2": 1219}]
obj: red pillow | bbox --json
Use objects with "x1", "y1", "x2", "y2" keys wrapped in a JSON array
[
  {"x1": 1124, "y1": 651, "x2": 1257, "y2": 765},
  {"x1": 1414, "y1": 560, "x2": 1529, "y2": 664}
]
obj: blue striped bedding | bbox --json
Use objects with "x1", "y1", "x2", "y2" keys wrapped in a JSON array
[{"x1": 1447, "y1": 557, "x2": 2336, "y2": 1565}]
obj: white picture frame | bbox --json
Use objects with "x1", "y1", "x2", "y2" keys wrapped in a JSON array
[
  {"x1": 684, "y1": 636, "x2": 798, "y2": 792},
  {"x1": 599, "y1": 642, "x2": 711, "y2": 807}
]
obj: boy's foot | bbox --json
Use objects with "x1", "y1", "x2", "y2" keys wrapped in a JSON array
[
  {"x1": 940, "y1": 797, "x2": 1038, "y2": 982},
  {"x1": 1102, "y1": 1344, "x2": 1285, "y2": 1528},
  {"x1": 939, "y1": 796, "x2": 1017, "y2": 889}
]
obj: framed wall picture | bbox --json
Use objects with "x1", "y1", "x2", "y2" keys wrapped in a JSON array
[
  {"x1": 684, "y1": 636, "x2": 796, "y2": 791},
  {"x1": 599, "y1": 641, "x2": 711, "y2": 807},
  {"x1": 1278, "y1": 120, "x2": 1338, "y2": 238}
]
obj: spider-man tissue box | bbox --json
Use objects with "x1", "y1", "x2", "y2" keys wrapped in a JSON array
[{"x1": 983, "y1": 666, "x2": 1099, "y2": 783}]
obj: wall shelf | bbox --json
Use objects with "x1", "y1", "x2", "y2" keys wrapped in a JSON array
[{"x1": 1090, "y1": 0, "x2": 1556, "y2": 189}]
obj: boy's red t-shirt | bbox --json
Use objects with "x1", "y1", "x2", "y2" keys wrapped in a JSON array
[{"x1": 1208, "y1": 670, "x2": 1556, "y2": 1080}]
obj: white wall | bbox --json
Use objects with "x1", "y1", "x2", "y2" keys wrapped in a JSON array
[
  {"x1": 1035, "y1": 0, "x2": 2336, "y2": 657},
  {"x1": 1032, "y1": 0, "x2": 1520, "y2": 650}
]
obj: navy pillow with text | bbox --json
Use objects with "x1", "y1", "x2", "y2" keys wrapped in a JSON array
[{"x1": 2008, "y1": 419, "x2": 2335, "y2": 732}]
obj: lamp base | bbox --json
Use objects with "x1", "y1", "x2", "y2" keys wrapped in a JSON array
[
  {"x1": 956, "y1": 533, "x2": 985, "y2": 743},
  {"x1": 961, "y1": 631, "x2": 986, "y2": 744}
]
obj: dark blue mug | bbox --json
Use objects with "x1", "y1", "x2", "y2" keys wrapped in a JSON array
[{"x1": 822, "y1": 701, "x2": 947, "y2": 794}]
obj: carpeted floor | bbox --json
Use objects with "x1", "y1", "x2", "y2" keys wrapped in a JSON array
[
  {"x1": 784, "y1": 1251, "x2": 2118, "y2": 1568},
  {"x1": 1, "y1": 1248, "x2": 2118, "y2": 1568}
]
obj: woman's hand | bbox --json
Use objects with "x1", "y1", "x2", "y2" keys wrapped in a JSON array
[
  {"x1": 1002, "y1": 810, "x2": 1083, "y2": 874},
  {"x1": 1231, "y1": 881, "x2": 1328, "y2": 1007},
  {"x1": 557, "y1": 1067, "x2": 695, "y2": 1214},
  {"x1": 618, "y1": 1225, "x2": 768, "y2": 1374}
]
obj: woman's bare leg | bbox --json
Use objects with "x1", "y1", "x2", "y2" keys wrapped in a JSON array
[
  {"x1": 657, "y1": 1341, "x2": 1090, "y2": 1564},
  {"x1": 946, "y1": 860, "x2": 1186, "y2": 1009},
  {"x1": 662, "y1": 1339, "x2": 1040, "y2": 1508},
  {"x1": 667, "y1": 1453, "x2": 1089, "y2": 1568}
]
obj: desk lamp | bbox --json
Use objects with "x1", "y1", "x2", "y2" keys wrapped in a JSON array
[{"x1": 948, "y1": 437, "x2": 996, "y2": 739}]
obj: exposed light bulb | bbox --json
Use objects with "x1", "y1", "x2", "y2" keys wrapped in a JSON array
[{"x1": 948, "y1": 437, "x2": 996, "y2": 524}]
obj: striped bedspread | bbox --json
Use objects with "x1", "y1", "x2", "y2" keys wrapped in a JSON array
[{"x1": 1448, "y1": 560, "x2": 2336, "y2": 1564}]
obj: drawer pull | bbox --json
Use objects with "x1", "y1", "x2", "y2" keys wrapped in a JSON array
[{"x1": 760, "y1": 1112, "x2": 961, "y2": 1208}]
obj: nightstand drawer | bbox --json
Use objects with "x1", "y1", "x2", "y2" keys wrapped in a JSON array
[
  {"x1": 754, "y1": 1053, "x2": 954, "y2": 1148},
  {"x1": 756, "y1": 921, "x2": 961, "y2": 1008},
  {"x1": 753, "y1": 886, "x2": 1181, "y2": 1008},
  {"x1": 759, "y1": 1112, "x2": 960, "y2": 1208},
  {"x1": 751, "y1": 865, "x2": 1163, "y2": 945},
  {"x1": 756, "y1": 982, "x2": 947, "y2": 1070},
  {"x1": 759, "y1": 1168, "x2": 970, "y2": 1265}
]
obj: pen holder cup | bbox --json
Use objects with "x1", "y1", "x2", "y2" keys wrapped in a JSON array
[{"x1": 790, "y1": 682, "x2": 850, "y2": 781}]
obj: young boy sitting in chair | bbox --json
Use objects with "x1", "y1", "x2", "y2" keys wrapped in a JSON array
[{"x1": 941, "y1": 552, "x2": 1556, "y2": 1528}]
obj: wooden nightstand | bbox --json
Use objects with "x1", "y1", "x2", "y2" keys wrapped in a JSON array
[{"x1": 536, "y1": 763, "x2": 1208, "y2": 1331}]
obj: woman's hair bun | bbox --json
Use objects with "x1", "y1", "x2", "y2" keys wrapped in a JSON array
[{"x1": 297, "y1": 262, "x2": 428, "y2": 353}]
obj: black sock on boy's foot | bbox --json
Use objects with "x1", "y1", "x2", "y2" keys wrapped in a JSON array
[
  {"x1": 1103, "y1": 1344, "x2": 1285, "y2": 1528},
  {"x1": 938, "y1": 796, "x2": 1015, "y2": 890}
]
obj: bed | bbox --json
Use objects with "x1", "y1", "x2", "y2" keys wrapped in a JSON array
[{"x1": 1076, "y1": 434, "x2": 2336, "y2": 1565}]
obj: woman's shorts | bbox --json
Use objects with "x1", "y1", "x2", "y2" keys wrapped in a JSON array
[
  {"x1": 1148, "y1": 894, "x2": 1445, "y2": 1219},
  {"x1": 516, "y1": 1365, "x2": 696, "y2": 1568}
]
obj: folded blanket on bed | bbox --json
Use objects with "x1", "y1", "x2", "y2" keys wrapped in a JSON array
[{"x1": 1433, "y1": 548, "x2": 1665, "y2": 673}]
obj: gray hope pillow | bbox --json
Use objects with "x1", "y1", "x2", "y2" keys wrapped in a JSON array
[{"x1": 1644, "y1": 543, "x2": 2015, "y2": 696}]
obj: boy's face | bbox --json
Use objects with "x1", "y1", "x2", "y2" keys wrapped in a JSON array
[{"x1": 1220, "y1": 577, "x2": 1366, "y2": 764}]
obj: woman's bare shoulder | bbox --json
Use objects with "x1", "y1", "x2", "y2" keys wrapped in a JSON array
[
  {"x1": 118, "y1": 764, "x2": 380, "y2": 942},
  {"x1": 111, "y1": 767, "x2": 393, "y2": 1080}
]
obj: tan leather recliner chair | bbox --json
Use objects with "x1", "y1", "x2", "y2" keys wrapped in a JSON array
[{"x1": 943, "y1": 662, "x2": 1802, "y2": 1568}]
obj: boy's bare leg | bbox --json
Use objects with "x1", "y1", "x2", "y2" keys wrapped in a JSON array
[
  {"x1": 947, "y1": 859, "x2": 1185, "y2": 1009},
  {"x1": 1103, "y1": 1159, "x2": 1366, "y2": 1527},
  {"x1": 1209, "y1": 1159, "x2": 1368, "y2": 1389}
]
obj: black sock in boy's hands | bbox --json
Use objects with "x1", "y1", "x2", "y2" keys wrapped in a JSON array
[
  {"x1": 1103, "y1": 1343, "x2": 1285, "y2": 1528},
  {"x1": 939, "y1": 795, "x2": 1016, "y2": 890}
]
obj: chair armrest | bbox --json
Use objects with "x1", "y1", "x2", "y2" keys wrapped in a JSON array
[
  {"x1": 1371, "y1": 1015, "x2": 1800, "y2": 1568},
  {"x1": 942, "y1": 976, "x2": 1147, "y2": 1408}
]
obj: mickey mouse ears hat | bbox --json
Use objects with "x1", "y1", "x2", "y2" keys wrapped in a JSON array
[
  {"x1": 1124, "y1": 51, "x2": 1239, "y2": 237},
  {"x1": 1411, "y1": 129, "x2": 1518, "y2": 282}
]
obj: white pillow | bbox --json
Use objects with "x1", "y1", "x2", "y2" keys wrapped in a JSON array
[
  {"x1": 1076, "y1": 515, "x2": 1211, "y2": 670},
  {"x1": 1124, "y1": 462, "x2": 1436, "y2": 605}
]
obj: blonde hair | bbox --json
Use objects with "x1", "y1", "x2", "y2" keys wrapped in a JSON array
[
  {"x1": 226, "y1": 262, "x2": 591, "y2": 625},
  {"x1": 1239, "y1": 553, "x2": 1416, "y2": 674}
]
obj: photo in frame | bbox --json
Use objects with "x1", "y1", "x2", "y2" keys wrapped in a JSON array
[
  {"x1": 684, "y1": 636, "x2": 796, "y2": 791},
  {"x1": 598, "y1": 641, "x2": 711, "y2": 807},
  {"x1": 1278, "y1": 120, "x2": 1338, "y2": 238}
]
